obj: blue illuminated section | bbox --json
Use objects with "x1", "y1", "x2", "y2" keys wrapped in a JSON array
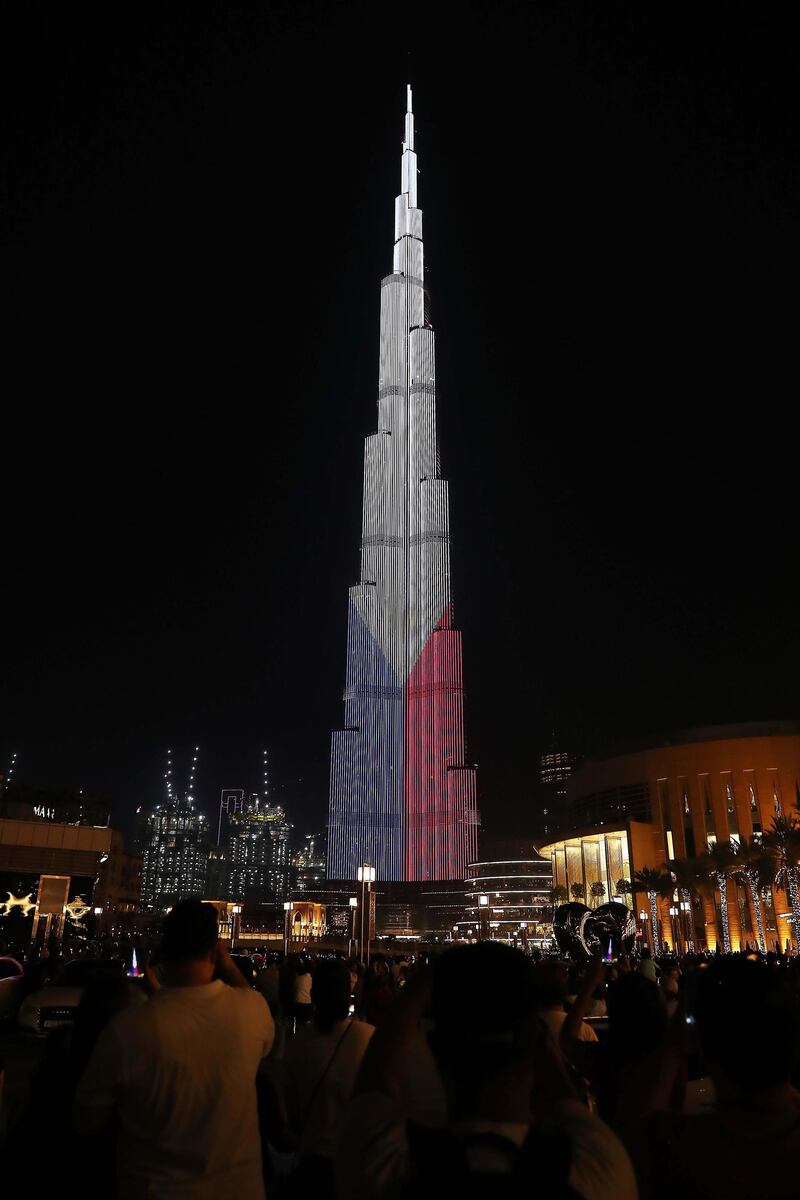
[{"x1": 328, "y1": 598, "x2": 404, "y2": 880}]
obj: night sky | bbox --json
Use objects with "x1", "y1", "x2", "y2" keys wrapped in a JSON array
[{"x1": 3, "y1": 6, "x2": 798, "y2": 843}]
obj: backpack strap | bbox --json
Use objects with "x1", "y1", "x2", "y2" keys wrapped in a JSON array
[{"x1": 297, "y1": 1019, "x2": 354, "y2": 1138}]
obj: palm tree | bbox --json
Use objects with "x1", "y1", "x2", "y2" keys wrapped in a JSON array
[
  {"x1": 704, "y1": 840, "x2": 737, "y2": 953},
  {"x1": 730, "y1": 835, "x2": 772, "y2": 954},
  {"x1": 615, "y1": 878, "x2": 633, "y2": 902},
  {"x1": 589, "y1": 881, "x2": 606, "y2": 907},
  {"x1": 764, "y1": 816, "x2": 800, "y2": 947},
  {"x1": 633, "y1": 867, "x2": 670, "y2": 955}
]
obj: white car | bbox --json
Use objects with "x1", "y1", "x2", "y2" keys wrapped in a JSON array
[
  {"x1": 18, "y1": 958, "x2": 129, "y2": 1034},
  {"x1": 0, "y1": 956, "x2": 25, "y2": 1021}
]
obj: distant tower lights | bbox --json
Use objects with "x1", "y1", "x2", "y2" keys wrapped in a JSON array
[
  {"x1": 188, "y1": 746, "x2": 199, "y2": 803},
  {"x1": 165, "y1": 748, "x2": 174, "y2": 805},
  {"x1": 1, "y1": 751, "x2": 17, "y2": 797}
]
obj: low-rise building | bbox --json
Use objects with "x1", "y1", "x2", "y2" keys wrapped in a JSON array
[{"x1": 538, "y1": 721, "x2": 800, "y2": 952}]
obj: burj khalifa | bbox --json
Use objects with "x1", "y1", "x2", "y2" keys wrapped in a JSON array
[{"x1": 327, "y1": 87, "x2": 479, "y2": 882}]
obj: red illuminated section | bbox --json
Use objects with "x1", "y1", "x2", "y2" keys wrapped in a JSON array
[{"x1": 405, "y1": 604, "x2": 478, "y2": 880}]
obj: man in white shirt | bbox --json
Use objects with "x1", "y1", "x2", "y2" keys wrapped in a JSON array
[{"x1": 75, "y1": 899, "x2": 274, "y2": 1200}]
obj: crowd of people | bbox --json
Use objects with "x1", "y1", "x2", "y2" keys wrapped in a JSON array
[{"x1": 3, "y1": 900, "x2": 800, "y2": 1198}]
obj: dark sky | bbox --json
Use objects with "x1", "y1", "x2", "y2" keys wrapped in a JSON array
[{"x1": 2, "y1": 6, "x2": 798, "y2": 842}]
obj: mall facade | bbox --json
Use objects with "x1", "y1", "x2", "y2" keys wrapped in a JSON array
[{"x1": 538, "y1": 722, "x2": 800, "y2": 952}]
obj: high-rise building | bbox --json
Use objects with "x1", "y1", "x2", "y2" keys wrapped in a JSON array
[
  {"x1": 139, "y1": 748, "x2": 209, "y2": 912},
  {"x1": 217, "y1": 788, "x2": 245, "y2": 845},
  {"x1": 327, "y1": 86, "x2": 479, "y2": 883},
  {"x1": 293, "y1": 830, "x2": 327, "y2": 894},
  {"x1": 539, "y1": 739, "x2": 576, "y2": 839},
  {"x1": 93, "y1": 829, "x2": 142, "y2": 934},
  {"x1": 227, "y1": 796, "x2": 292, "y2": 905},
  {"x1": 139, "y1": 799, "x2": 209, "y2": 912}
]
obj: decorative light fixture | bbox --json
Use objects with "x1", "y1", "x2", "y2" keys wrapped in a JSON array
[
  {"x1": 0, "y1": 892, "x2": 35, "y2": 918},
  {"x1": 65, "y1": 896, "x2": 91, "y2": 923}
]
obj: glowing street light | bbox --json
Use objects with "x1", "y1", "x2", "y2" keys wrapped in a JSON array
[
  {"x1": 477, "y1": 894, "x2": 490, "y2": 940},
  {"x1": 356, "y1": 864, "x2": 375, "y2": 965},
  {"x1": 283, "y1": 901, "x2": 293, "y2": 956},
  {"x1": 348, "y1": 896, "x2": 358, "y2": 957}
]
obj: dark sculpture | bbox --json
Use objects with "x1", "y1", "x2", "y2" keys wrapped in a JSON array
[{"x1": 553, "y1": 900, "x2": 636, "y2": 961}]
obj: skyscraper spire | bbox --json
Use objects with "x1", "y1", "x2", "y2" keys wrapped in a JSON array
[
  {"x1": 327, "y1": 88, "x2": 479, "y2": 883},
  {"x1": 401, "y1": 82, "x2": 417, "y2": 209}
]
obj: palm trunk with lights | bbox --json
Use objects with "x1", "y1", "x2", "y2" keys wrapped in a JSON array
[
  {"x1": 648, "y1": 891, "x2": 661, "y2": 955},
  {"x1": 743, "y1": 870, "x2": 767, "y2": 953},
  {"x1": 787, "y1": 868, "x2": 800, "y2": 950},
  {"x1": 716, "y1": 873, "x2": 732, "y2": 953},
  {"x1": 681, "y1": 888, "x2": 695, "y2": 952}
]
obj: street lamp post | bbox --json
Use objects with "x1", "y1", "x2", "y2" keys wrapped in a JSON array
[
  {"x1": 639, "y1": 909, "x2": 651, "y2": 954},
  {"x1": 283, "y1": 901, "x2": 293, "y2": 956},
  {"x1": 680, "y1": 899, "x2": 693, "y2": 952},
  {"x1": 348, "y1": 896, "x2": 358, "y2": 958},
  {"x1": 356, "y1": 864, "x2": 376, "y2": 966},
  {"x1": 669, "y1": 905, "x2": 680, "y2": 954},
  {"x1": 477, "y1": 893, "x2": 489, "y2": 941},
  {"x1": 231, "y1": 904, "x2": 242, "y2": 949}
]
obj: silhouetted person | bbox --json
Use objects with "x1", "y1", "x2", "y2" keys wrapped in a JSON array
[
  {"x1": 338, "y1": 942, "x2": 637, "y2": 1199},
  {"x1": 631, "y1": 959, "x2": 800, "y2": 1199},
  {"x1": 279, "y1": 959, "x2": 374, "y2": 1185},
  {"x1": 75, "y1": 899, "x2": 274, "y2": 1199}
]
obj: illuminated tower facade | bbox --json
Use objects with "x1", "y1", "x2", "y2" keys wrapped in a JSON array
[
  {"x1": 139, "y1": 801, "x2": 208, "y2": 911},
  {"x1": 328, "y1": 87, "x2": 479, "y2": 882},
  {"x1": 227, "y1": 797, "x2": 292, "y2": 905},
  {"x1": 139, "y1": 748, "x2": 209, "y2": 911}
]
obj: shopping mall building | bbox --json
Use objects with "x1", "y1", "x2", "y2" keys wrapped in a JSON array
[{"x1": 537, "y1": 721, "x2": 800, "y2": 952}]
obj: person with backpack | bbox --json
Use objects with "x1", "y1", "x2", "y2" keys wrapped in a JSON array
[{"x1": 337, "y1": 942, "x2": 637, "y2": 1199}]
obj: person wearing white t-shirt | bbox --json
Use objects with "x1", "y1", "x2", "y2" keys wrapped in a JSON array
[
  {"x1": 75, "y1": 899, "x2": 274, "y2": 1200},
  {"x1": 293, "y1": 960, "x2": 314, "y2": 1021},
  {"x1": 534, "y1": 959, "x2": 599, "y2": 1043}
]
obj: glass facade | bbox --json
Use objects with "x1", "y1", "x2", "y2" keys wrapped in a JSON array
[{"x1": 542, "y1": 831, "x2": 632, "y2": 908}]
